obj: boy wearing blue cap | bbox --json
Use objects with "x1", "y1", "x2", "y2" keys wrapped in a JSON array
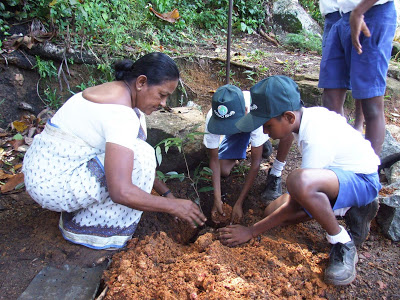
[
  {"x1": 217, "y1": 76, "x2": 381, "y2": 286},
  {"x1": 204, "y1": 84, "x2": 292, "y2": 222}
]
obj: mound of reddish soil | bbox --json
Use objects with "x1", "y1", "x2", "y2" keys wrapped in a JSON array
[{"x1": 103, "y1": 231, "x2": 333, "y2": 299}]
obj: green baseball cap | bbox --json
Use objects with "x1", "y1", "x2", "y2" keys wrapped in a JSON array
[
  {"x1": 207, "y1": 84, "x2": 246, "y2": 135},
  {"x1": 235, "y1": 75, "x2": 302, "y2": 132}
]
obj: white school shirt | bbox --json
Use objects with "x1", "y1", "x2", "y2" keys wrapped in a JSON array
[
  {"x1": 337, "y1": 0, "x2": 393, "y2": 13},
  {"x1": 293, "y1": 107, "x2": 380, "y2": 174},
  {"x1": 203, "y1": 91, "x2": 269, "y2": 149},
  {"x1": 319, "y1": 0, "x2": 340, "y2": 16}
]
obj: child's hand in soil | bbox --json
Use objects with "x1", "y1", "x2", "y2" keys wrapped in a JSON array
[
  {"x1": 231, "y1": 203, "x2": 243, "y2": 224},
  {"x1": 217, "y1": 224, "x2": 252, "y2": 246},
  {"x1": 211, "y1": 200, "x2": 225, "y2": 223}
]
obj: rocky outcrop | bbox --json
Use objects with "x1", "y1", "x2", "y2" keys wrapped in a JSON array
[
  {"x1": 145, "y1": 107, "x2": 207, "y2": 174},
  {"x1": 378, "y1": 128, "x2": 400, "y2": 242},
  {"x1": 272, "y1": 0, "x2": 322, "y2": 36}
]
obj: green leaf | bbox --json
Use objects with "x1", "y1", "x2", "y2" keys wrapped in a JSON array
[
  {"x1": 166, "y1": 171, "x2": 179, "y2": 175},
  {"x1": 13, "y1": 133, "x2": 24, "y2": 140},
  {"x1": 197, "y1": 186, "x2": 214, "y2": 193},
  {"x1": 155, "y1": 146, "x2": 162, "y2": 166}
]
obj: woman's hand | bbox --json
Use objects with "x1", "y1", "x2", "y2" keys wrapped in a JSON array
[
  {"x1": 170, "y1": 199, "x2": 207, "y2": 228},
  {"x1": 217, "y1": 224, "x2": 253, "y2": 246},
  {"x1": 231, "y1": 203, "x2": 243, "y2": 224}
]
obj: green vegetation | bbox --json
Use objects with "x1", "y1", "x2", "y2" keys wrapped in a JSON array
[
  {"x1": 284, "y1": 30, "x2": 322, "y2": 54},
  {"x1": 1, "y1": 0, "x2": 266, "y2": 58},
  {"x1": 298, "y1": 0, "x2": 323, "y2": 26},
  {"x1": 155, "y1": 132, "x2": 213, "y2": 210}
]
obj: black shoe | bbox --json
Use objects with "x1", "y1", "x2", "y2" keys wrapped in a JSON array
[
  {"x1": 261, "y1": 169, "x2": 282, "y2": 202},
  {"x1": 325, "y1": 239, "x2": 358, "y2": 286},
  {"x1": 344, "y1": 198, "x2": 379, "y2": 247},
  {"x1": 262, "y1": 140, "x2": 273, "y2": 159}
]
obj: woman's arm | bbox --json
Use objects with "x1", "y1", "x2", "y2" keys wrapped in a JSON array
[
  {"x1": 153, "y1": 176, "x2": 175, "y2": 199},
  {"x1": 104, "y1": 142, "x2": 206, "y2": 227}
]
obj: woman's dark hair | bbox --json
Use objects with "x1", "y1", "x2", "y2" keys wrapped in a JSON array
[{"x1": 114, "y1": 52, "x2": 179, "y2": 86}]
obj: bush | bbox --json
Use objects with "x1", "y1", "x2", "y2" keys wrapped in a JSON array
[{"x1": 284, "y1": 30, "x2": 322, "y2": 54}]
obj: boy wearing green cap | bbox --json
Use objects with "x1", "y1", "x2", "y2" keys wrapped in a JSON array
[
  {"x1": 204, "y1": 84, "x2": 292, "y2": 222},
  {"x1": 217, "y1": 75, "x2": 381, "y2": 286}
]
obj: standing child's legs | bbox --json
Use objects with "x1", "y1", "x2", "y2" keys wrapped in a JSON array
[
  {"x1": 322, "y1": 88, "x2": 347, "y2": 116},
  {"x1": 361, "y1": 95, "x2": 385, "y2": 155},
  {"x1": 353, "y1": 100, "x2": 364, "y2": 132}
]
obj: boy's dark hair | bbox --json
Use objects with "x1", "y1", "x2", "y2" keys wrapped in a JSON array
[
  {"x1": 274, "y1": 108, "x2": 302, "y2": 120},
  {"x1": 114, "y1": 52, "x2": 179, "y2": 85}
]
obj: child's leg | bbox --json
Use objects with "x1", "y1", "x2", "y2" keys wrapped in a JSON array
[
  {"x1": 286, "y1": 168, "x2": 342, "y2": 235},
  {"x1": 263, "y1": 193, "x2": 310, "y2": 225},
  {"x1": 219, "y1": 159, "x2": 238, "y2": 177},
  {"x1": 361, "y1": 95, "x2": 385, "y2": 155},
  {"x1": 322, "y1": 88, "x2": 347, "y2": 116},
  {"x1": 261, "y1": 134, "x2": 294, "y2": 201},
  {"x1": 353, "y1": 100, "x2": 364, "y2": 132}
]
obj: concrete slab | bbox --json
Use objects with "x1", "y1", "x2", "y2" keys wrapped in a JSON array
[{"x1": 18, "y1": 262, "x2": 109, "y2": 300}]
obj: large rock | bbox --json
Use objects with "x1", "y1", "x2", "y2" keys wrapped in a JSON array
[
  {"x1": 294, "y1": 73, "x2": 353, "y2": 107},
  {"x1": 145, "y1": 107, "x2": 207, "y2": 173},
  {"x1": 380, "y1": 128, "x2": 400, "y2": 169},
  {"x1": 377, "y1": 181, "x2": 400, "y2": 242},
  {"x1": 272, "y1": 0, "x2": 322, "y2": 36}
]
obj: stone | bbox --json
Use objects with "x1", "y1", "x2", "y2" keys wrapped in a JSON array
[
  {"x1": 388, "y1": 161, "x2": 400, "y2": 184},
  {"x1": 392, "y1": 41, "x2": 400, "y2": 57},
  {"x1": 377, "y1": 181, "x2": 400, "y2": 242},
  {"x1": 17, "y1": 263, "x2": 108, "y2": 300},
  {"x1": 380, "y1": 128, "x2": 400, "y2": 169},
  {"x1": 272, "y1": 0, "x2": 322, "y2": 36},
  {"x1": 146, "y1": 107, "x2": 207, "y2": 173},
  {"x1": 386, "y1": 124, "x2": 400, "y2": 143}
]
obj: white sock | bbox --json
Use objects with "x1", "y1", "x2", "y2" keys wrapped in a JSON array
[
  {"x1": 270, "y1": 159, "x2": 286, "y2": 177},
  {"x1": 326, "y1": 225, "x2": 351, "y2": 244}
]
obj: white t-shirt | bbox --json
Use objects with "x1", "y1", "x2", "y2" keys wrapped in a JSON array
[
  {"x1": 293, "y1": 107, "x2": 380, "y2": 174},
  {"x1": 319, "y1": 0, "x2": 340, "y2": 16},
  {"x1": 321, "y1": 0, "x2": 393, "y2": 15},
  {"x1": 203, "y1": 91, "x2": 269, "y2": 149},
  {"x1": 51, "y1": 92, "x2": 146, "y2": 151}
]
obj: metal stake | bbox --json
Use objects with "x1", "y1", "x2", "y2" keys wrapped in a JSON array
[{"x1": 226, "y1": 0, "x2": 233, "y2": 84}]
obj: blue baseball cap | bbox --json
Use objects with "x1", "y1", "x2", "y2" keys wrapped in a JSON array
[
  {"x1": 207, "y1": 84, "x2": 245, "y2": 135},
  {"x1": 235, "y1": 75, "x2": 302, "y2": 132}
]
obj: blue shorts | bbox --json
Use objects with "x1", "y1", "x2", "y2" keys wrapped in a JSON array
[
  {"x1": 330, "y1": 168, "x2": 381, "y2": 211},
  {"x1": 218, "y1": 132, "x2": 251, "y2": 160},
  {"x1": 303, "y1": 168, "x2": 381, "y2": 218},
  {"x1": 321, "y1": 11, "x2": 341, "y2": 52},
  {"x1": 318, "y1": 2, "x2": 397, "y2": 99}
]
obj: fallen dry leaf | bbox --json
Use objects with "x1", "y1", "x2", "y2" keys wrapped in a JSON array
[
  {"x1": 9, "y1": 139, "x2": 25, "y2": 151},
  {"x1": 12, "y1": 121, "x2": 28, "y2": 133},
  {"x1": 0, "y1": 170, "x2": 14, "y2": 180},
  {"x1": 149, "y1": 7, "x2": 180, "y2": 23},
  {"x1": 0, "y1": 173, "x2": 24, "y2": 193}
]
